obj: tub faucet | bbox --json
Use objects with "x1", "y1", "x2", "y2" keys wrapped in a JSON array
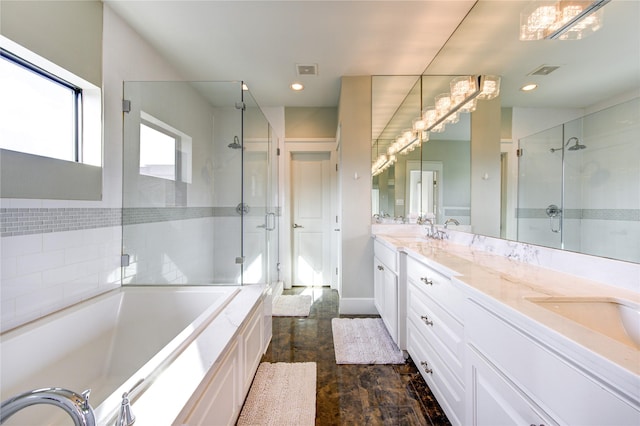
[
  {"x1": 0, "y1": 388, "x2": 96, "y2": 426},
  {"x1": 117, "y1": 392, "x2": 136, "y2": 426}
]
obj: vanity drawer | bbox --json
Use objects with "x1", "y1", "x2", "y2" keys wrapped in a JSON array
[
  {"x1": 408, "y1": 280, "x2": 464, "y2": 382},
  {"x1": 374, "y1": 239, "x2": 398, "y2": 272},
  {"x1": 408, "y1": 319, "x2": 464, "y2": 426},
  {"x1": 406, "y1": 255, "x2": 464, "y2": 321}
]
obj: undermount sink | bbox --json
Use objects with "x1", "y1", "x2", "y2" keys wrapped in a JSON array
[{"x1": 526, "y1": 296, "x2": 640, "y2": 349}]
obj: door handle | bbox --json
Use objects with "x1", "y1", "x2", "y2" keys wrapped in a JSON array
[{"x1": 293, "y1": 223, "x2": 304, "y2": 229}]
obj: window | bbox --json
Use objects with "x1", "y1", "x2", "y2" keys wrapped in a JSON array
[
  {"x1": 139, "y1": 112, "x2": 192, "y2": 183},
  {"x1": 140, "y1": 123, "x2": 177, "y2": 181},
  {"x1": 0, "y1": 38, "x2": 102, "y2": 200},
  {"x1": 0, "y1": 49, "x2": 82, "y2": 162}
]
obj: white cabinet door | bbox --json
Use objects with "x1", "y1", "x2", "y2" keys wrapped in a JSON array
[
  {"x1": 467, "y1": 345, "x2": 554, "y2": 426},
  {"x1": 382, "y1": 265, "x2": 398, "y2": 344}
]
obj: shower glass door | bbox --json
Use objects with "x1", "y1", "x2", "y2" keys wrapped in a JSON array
[
  {"x1": 241, "y1": 90, "x2": 279, "y2": 285},
  {"x1": 122, "y1": 81, "x2": 244, "y2": 285},
  {"x1": 517, "y1": 125, "x2": 564, "y2": 249}
]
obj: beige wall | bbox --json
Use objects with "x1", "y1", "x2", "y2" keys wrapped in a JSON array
[
  {"x1": 285, "y1": 107, "x2": 338, "y2": 139},
  {"x1": 471, "y1": 97, "x2": 501, "y2": 236},
  {"x1": 337, "y1": 76, "x2": 374, "y2": 312},
  {"x1": 0, "y1": 0, "x2": 103, "y2": 87}
]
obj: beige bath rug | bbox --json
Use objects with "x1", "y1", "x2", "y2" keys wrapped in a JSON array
[
  {"x1": 332, "y1": 318, "x2": 405, "y2": 364},
  {"x1": 237, "y1": 362, "x2": 316, "y2": 426},
  {"x1": 272, "y1": 294, "x2": 312, "y2": 316}
]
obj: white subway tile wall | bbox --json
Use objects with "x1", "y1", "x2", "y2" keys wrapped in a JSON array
[{"x1": 1, "y1": 223, "x2": 121, "y2": 332}]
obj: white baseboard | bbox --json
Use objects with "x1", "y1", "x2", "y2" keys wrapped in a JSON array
[
  {"x1": 338, "y1": 297, "x2": 379, "y2": 315},
  {"x1": 273, "y1": 281, "x2": 284, "y2": 298}
]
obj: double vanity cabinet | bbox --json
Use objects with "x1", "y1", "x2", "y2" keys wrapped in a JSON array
[{"x1": 373, "y1": 234, "x2": 640, "y2": 426}]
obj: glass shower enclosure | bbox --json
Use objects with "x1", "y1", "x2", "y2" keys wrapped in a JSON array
[
  {"x1": 122, "y1": 81, "x2": 279, "y2": 285},
  {"x1": 517, "y1": 97, "x2": 639, "y2": 263}
]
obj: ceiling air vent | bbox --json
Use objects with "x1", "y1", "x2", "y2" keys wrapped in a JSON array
[
  {"x1": 529, "y1": 65, "x2": 560, "y2": 76},
  {"x1": 296, "y1": 64, "x2": 318, "y2": 76}
]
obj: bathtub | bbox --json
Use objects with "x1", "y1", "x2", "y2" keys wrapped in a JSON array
[{"x1": 0, "y1": 285, "x2": 268, "y2": 425}]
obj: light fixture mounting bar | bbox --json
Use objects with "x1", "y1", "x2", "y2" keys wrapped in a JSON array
[
  {"x1": 396, "y1": 137, "x2": 420, "y2": 155},
  {"x1": 545, "y1": 0, "x2": 611, "y2": 40}
]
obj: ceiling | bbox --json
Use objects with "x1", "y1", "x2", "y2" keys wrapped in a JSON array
[
  {"x1": 105, "y1": 0, "x2": 639, "y2": 140},
  {"x1": 105, "y1": 0, "x2": 475, "y2": 108}
]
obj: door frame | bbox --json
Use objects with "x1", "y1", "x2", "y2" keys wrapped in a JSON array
[{"x1": 281, "y1": 139, "x2": 337, "y2": 289}]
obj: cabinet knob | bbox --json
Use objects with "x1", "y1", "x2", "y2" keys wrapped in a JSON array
[
  {"x1": 420, "y1": 361, "x2": 433, "y2": 374},
  {"x1": 420, "y1": 277, "x2": 433, "y2": 285},
  {"x1": 420, "y1": 315, "x2": 434, "y2": 326},
  {"x1": 377, "y1": 265, "x2": 384, "y2": 271}
]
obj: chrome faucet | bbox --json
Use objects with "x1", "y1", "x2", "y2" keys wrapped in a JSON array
[
  {"x1": 444, "y1": 218, "x2": 460, "y2": 229},
  {"x1": 423, "y1": 218, "x2": 436, "y2": 237},
  {"x1": 117, "y1": 392, "x2": 136, "y2": 426},
  {"x1": 0, "y1": 388, "x2": 96, "y2": 426}
]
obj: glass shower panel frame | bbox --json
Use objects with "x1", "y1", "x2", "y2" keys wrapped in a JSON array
[{"x1": 122, "y1": 81, "x2": 244, "y2": 285}]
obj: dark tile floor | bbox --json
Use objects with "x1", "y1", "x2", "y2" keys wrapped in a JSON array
[{"x1": 261, "y1": 287, "x2": 451, "y2": 426}]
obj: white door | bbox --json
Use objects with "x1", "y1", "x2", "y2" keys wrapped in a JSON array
[{"x1": 291, "y1": 152, "x2": 331, "y2": 286}]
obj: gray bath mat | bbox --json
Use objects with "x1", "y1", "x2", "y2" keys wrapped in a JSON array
[
  {"x1": 272, "y1": 294, "x2": 312, "y2": 316},
  {"x1": 237, "y1": 362, "x2": 316, "y2": 426},
  {"x1": 332, "y1": 318, "x2": 405, "y2": 364}
]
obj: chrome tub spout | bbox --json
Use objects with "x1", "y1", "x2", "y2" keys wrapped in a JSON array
[{"x1": 0, "y1": 388, "x2": 96, "y2": 426}]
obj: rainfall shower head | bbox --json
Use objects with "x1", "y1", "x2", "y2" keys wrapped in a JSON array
[
  {"x1": 549, "y1": 137, "x2": 586, "y2": 153},
  {"x1": 227, "y1": 136, "x2": 243, "y2": 149},
  {"x1": 567, "y1": 137, "x2": 587, "y2": 151}
]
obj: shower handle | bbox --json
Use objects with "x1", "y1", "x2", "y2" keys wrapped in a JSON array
[{"x1": 546, "y1": 204, "x2": 562, "y2": 233}]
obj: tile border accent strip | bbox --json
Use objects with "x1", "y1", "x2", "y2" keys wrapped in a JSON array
[
  {"x1": 516, "y1": 208, "x2": 640, "y2": 221},
  {"x1": 1, "y1": 208, "x2": 121, "y2": 237},
  {"x1": 1, "y1": 206, "x2": 274, "y2": 237}
]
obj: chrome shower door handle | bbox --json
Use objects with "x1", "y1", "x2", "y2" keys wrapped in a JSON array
[
  {"x1": 293, "y1": 223, "x2": 304, "y2": 229},
  {"x1": 266, "y1": 212, "x2": 276, "y2": 231}
]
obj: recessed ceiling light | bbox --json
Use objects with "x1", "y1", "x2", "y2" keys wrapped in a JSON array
[
  {"x1": 521, "y1": 83, "x2": 538, "y2": 92},
  {"x1": 290, "y1": 82, "x2": 304, "y2": 91}
]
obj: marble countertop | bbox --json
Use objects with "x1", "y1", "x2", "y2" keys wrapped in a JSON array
[{"x1": 374, "y1": 233, "x2": 640, "y2": 377}]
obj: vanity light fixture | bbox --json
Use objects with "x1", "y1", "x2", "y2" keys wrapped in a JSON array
[
  {"x1": 372, "y1": 153, "x2": 394, "y2": 176},
  {"x1": 379, "y1": 75, "x2": 501, "y2": 174},
  {"x1": 521, "y1": 83, "x2": 539, "y2": 92},
  {"x1": 290, "y1": 82, "x2": 304, "y2": 91},
  {"x1": 520, "y1": 0, "x2": 610, "y2": 41},
  {"x1": 242, "y1": 83, "x2": 249, "y2": 91}
]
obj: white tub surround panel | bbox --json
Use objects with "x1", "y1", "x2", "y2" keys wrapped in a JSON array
[{"x1": 374, "y1": 230, "x2": 640, "y2": 425}]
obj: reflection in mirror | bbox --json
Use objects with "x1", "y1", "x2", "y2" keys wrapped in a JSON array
[
  {"x1": 517, "y1": 98, "x2": 639, "y2": 263},
  {"x1": 372, "y1": 0, "x2": 639, "y2": 263}
]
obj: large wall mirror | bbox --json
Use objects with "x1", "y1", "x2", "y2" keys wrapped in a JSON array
[{"x1": 372, "y1": 0, "x2": 639, "y2": 264}]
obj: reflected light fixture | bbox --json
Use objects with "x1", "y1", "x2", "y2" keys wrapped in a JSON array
[
  {"x1": 520, "y1": 0, "x2": 611, "y2": 40},
  {"x1": 521, "y1": 83, "x2": 539, "y2": 91},
  {"x1": 290, "y1": 82, "x2": 304, "y2": 91},
  {"x1": 372, "y1": 75, "x2": 500, "y2": 176}
]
